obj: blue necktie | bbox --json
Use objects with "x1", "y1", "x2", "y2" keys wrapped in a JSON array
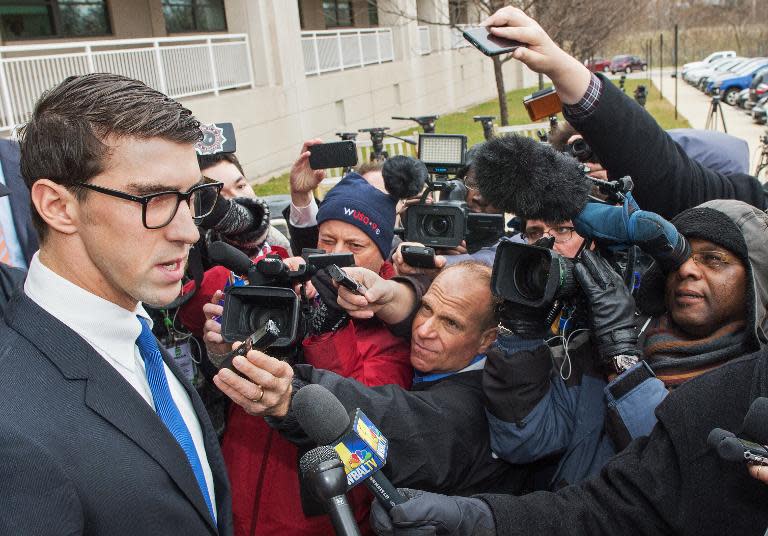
[{"x1": 135, "y1": 317, "x2": 216, "y2": 522}]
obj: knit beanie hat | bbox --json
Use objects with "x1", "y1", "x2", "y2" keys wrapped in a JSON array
[
  {"x1": 671, "y1": 207, "x2": 750, "y2": 265},
  {"x1": 316, "y1": 172, "x2": 397, "y2": 259}
]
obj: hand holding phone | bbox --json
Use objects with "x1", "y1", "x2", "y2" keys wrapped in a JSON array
[
  {"x1": 217, "y1": 319, "x2": 280, "y2": 376},
  {"x1": 327, "y1": 264, "x2": 367, "y2": 296}
]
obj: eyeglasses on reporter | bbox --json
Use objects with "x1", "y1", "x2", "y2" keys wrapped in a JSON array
[
  {"x1": 76, "y1": 177, "x2": 223, "y2": 229},
  {"x1": 688, "y1": 250, "x2": 734, "y2": 270},
  {"x1": 524, "y1": 226, "x2": 575, "y2": 244}
]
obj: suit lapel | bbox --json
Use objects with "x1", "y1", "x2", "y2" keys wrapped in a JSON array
[{"x1": 4, "y1": 294, "x2": 218, "y2": 533}]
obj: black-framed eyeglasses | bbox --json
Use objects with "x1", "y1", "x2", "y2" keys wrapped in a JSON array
[
  {"x1": 524, "y1": 226, "x2": 576, "y2": 244},
  {"x1": 77, "y1": 178, "x2": 223, "y2": 229}
]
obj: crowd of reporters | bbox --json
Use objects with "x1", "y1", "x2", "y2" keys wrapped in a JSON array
[{"x1": 2, "y1": 5, "x2": 768, "y2": 536}]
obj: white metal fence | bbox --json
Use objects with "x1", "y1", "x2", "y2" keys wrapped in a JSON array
[
  {"x1": 0, "y1": 34, "x2": 254, "y2": 132},
  {"x1": 302, "y1": 28, "x2": 394, "y2": 76},
  {"x1": 416, "y1": 26, "x2": 431, "y2": 55}
]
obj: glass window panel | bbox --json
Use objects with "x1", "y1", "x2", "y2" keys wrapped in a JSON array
[
  {"x1": 59, "y1": 1, "x2": 110, "y2": 37},
  {"x1": 0, "y1": 3, "x2": 54, "y2": 39},
  {"x1": 162, "y1": 0, "x2": 226, "y2": 32}
]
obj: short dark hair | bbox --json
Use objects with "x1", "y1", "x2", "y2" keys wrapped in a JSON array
[
  {"x1": 18, "y1": 73, "x2": 202, "y2": 240},
  {"x1": 198, "y1": 152, "x2": 245, "y2": 176}
]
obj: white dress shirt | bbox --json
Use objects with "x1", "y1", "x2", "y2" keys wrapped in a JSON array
[{"x1": 24, "y1": 253, "x2": 216, "y2": 516}]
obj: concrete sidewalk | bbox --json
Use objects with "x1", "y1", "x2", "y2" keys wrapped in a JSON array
[{"x1": 649, "y1": 72, "x2": 765, "y2": 173}]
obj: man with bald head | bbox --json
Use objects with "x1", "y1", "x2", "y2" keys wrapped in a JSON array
[{"x1": 216, "y1": 262, "x2": 528, "y2": 496}]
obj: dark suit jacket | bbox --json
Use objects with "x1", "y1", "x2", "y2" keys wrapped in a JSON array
[
  {"x1": 0, "y1": 139, "x2": 38, "y2": 265},
  {"x1": 0, "y1": 292, "x2": 233, "y2": 535}
]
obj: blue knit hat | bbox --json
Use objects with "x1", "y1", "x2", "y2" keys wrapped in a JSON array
[{"x1": 317, "y1": 172, "x2": 397, "y2": 259}]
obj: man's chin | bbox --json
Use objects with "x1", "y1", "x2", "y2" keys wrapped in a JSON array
[{"x1": 138, "y1": 281, "x2": 183, "y2": 308}]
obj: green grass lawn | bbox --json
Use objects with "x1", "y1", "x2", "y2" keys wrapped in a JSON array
[{"x1": 253, "y1": 76, "x2": 689, "y2": 197}]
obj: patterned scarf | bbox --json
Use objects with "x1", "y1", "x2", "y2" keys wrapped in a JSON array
[{"x1": 643, "y1": 315, "x2": 749, "y2": 387}]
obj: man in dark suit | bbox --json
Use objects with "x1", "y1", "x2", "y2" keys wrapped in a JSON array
[
  {"x1": 0, "y1": 74, "x2": 233, "y2": 535},
  {"x1": 0, "y1": 137, "x2": 38, "y2": 267}
]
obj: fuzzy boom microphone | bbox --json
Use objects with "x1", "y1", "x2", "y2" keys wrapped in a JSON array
[{"x1": 473, "y1": 134, "x2": 591, "y2": 222}]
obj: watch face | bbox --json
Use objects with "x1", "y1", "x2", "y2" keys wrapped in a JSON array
[{"x1": 614, "y1": 355, "x2": 639, "y2": 373}]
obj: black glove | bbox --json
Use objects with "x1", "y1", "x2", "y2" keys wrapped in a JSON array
[
  {"x1": 307, "y1": 268, "x2": 349, "y2": 335},
  {"x1": 573, "y1": 250, "x2": 640, "y2": 371},
  {"x1": 370, "y1": 488, "x2": 495, "y2": 536},
  {"x1": 499, "y1": 301, "x2": 551, "y2": 340}
]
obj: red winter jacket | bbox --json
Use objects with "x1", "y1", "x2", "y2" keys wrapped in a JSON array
[{"x1": 221, "y1": 262, "x2": 413, "y2": 536}]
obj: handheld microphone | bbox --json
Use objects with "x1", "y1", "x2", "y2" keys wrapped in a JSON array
[
  {"x1": 293, "y1": 384, "x2": 406, "y2": 511},
  {"x1": 382, "y1": 155, "x2": 429, "y2": 199},
  {"x1": 299, "y1": 446, "x2": 362, "y2": 536},
  {"x1": 207, "y1": 241, "x2": 254, "y2": 276},
  {"x1": 707, "y1": 398, "x2": 768, "y2": 466}
]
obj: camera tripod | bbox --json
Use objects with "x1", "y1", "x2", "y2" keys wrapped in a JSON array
[
  {"x1": 755, "y1": 131, "x2": 768, "y2": 181},
  {"x1": 705, "y1": 93, "x2": 728, "y2": 133}
]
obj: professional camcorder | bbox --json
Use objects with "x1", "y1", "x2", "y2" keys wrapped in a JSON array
[
  {"x1": 399, "y1": 134, "x2": 506, "y2": 250},
  {"x1": 209, "y1": 242, "x2": 354, "y2": 354}
]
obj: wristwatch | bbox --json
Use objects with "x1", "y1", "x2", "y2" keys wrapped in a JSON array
[{"x1": 611, "y1": 354, "x2": 640, "y2": 374}]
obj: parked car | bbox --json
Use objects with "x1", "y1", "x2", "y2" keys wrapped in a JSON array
[
  {"x1": 685, "y1": 56, "x2": 743, "y2": 86},
  {"x1": 736, "y1": 88, "x2": 750, "y2": 108},
  {"x1": 752, "y1": 94, "x2": 768, "y2": 124},
  {"x1": 682, "y1": 50, "x2": 736, "y2": 76},
  {"x1": 693, "y1": 57, "x2": 748, "y2": 90},
  {"x1": 584, "y1": 57, "x2": 611, "y2": 72},
  {"x1": 610, "y1": 55, "x2": 647, "y2": 74},
  {"x1": 747, "y1": 66, "x2": 768, "y2": 110},
  {"x1": 707, "y1": 58, "x2": 768, "y2": 104}
]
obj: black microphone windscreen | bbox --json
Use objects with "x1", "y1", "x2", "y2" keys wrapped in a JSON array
[
  {"x1": 293, "y1": 384, "x2": 351, "y2": 445},
  {"x1": 383, "y1": 155, "x2": 429, "y2": 199},
  {"x1": 707, "y1": 428, "x2": 735, "y2": 450},
  {"x1": 474, "y1": 135, "x2": 592, "y2": 222},
  {"x1": 207, "y1": 241, "x2": 253, "y2": 275},
  {"x1": 299, "y1": 445, "x2": 340, "y2": 478},
  {"x1": 717, "y1": 437, "x2": 749, "y2": 462},
  {"x1": 742, "y1": 397, "x2": 768, "y2": 444}
]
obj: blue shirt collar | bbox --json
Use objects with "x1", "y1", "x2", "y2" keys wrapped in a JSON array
[{"x1": 413, "y1": 354, "x2": 486, "y2": 384}]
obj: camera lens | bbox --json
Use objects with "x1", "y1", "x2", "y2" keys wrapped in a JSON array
[
  {"x1": 513, "y1": 252, "x2": 550, "y2": 301},
  {"x1": 423, "y1": 215, "x2": 452, "y2": 237}
]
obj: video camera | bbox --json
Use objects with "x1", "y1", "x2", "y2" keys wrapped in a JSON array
[
  {"x1": 400, "y1": 134, "x2": 506, "y2": 250},
  {"x1": 490, "y1": 175, "x2": 635, "y2": 312},
  {"x1": 209, "y1": 242, "x2": 355, "y2": 353}
]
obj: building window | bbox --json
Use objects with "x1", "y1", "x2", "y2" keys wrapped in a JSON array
[
  {"x1": 367, "y1": 0, "x2": 378, "y2": 26},
  {"x1": 323, "y1": 0, "x2": 353, "y2": 28},
  {"x1": 162, "y1": 0, "x2": 227, "y2": 33},
  {"x1": 449, "y1": 0, "x2": 468, "y2": 25},
  {"x1": 0, "y1": 0, "x2": 111, "y2": 40}
]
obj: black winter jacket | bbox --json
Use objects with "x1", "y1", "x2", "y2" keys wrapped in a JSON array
[
  {"x1": 276, "y1": 364, "x2": 530, "y2": 497},
  {"x1": 566, "y1": 75, "x2": 768, "y2": 220},
  {"x1": 479, "y1": 348, "x2": 768, "y2": 535}
]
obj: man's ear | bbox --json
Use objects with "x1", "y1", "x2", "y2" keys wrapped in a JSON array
[
  {"x1": 30, "y1": 179, "x2": 80, "y2": 236},
  {"x1": 477, "y1": 325, "x2": 499, "y2": 355}
]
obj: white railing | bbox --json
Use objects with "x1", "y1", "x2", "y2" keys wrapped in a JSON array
[
  {"x1": 302, "y1": 28, "x2": 394, "y2": 76},
  {"x1": 495, "y1": 122, "x2": 550, "y2": 139},
  {"x1": 416, "y1": 26, "x2": 431, "y2": 55},
  {"x1": 0, "y1": 33, "x2": 254, "y2": 132}
]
